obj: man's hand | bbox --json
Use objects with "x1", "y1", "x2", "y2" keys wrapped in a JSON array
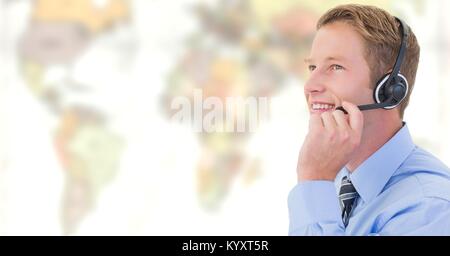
[{"x1": 297, "y1": 101, "x2": 364, "y2": 181}]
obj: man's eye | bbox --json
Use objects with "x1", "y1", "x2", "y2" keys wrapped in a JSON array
[
  {"x1": 308, "y1": 65, "x2": 316, "y2": 72},
  {"x1": 331, "y1": 64, "x2": 344, "y2": 71}
]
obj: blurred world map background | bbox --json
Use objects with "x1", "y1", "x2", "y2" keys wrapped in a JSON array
[{"x1": 0, "y1": 0, "x2": 449, "y2": 235}]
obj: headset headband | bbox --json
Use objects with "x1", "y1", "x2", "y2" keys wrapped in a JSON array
[{"x1": 386, "y1": 17, "x2": 409, "y2": 86}]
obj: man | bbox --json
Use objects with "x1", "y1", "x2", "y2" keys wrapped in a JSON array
[{"x1": 288, "y1": 4, "x2": 450, "y2": 235}]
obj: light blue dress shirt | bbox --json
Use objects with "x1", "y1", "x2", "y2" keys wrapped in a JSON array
[{"x1": 288, "y1": 123, "x2": 450, "y2": 235}]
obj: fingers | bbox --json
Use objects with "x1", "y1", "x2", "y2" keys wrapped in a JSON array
[
  {"x1": 321, "y1": 111, "x2": 337, "y2": 131},
  {"x1": 332, "y1": 110, "x2": 350, "y2": 130},
  {"x1": 309, "y1": 102, "x2": 363, "y2": 135},
  {"x1": 310, "y1": 111, "x2": 346, "y2": 132},
  {"x1": 309, "y1": 113, "x2": 322, "y2": 131},
  {"x1": 341, "y1": 101, "x2": 364, "y2": 133}
]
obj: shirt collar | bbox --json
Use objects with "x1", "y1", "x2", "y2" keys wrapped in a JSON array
[{"x1": 334, "y1": 122, "x2": 415, "y2": 203}]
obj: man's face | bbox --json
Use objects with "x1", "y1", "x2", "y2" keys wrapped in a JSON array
[{"x1": 304, "y1": 21, "x2": 373, "y2": 114}]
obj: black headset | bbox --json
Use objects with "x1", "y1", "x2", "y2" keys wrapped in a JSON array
[{"x1": 336, "y1": 17, "x2": 409, "y2": 114}]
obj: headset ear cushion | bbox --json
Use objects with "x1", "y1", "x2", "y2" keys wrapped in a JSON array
[
  {"x1": 373, "y1": 73, "x2": 409, "y2": 109},
  {"x1": 373, "y1": 73, "x2": 391, "y2": 104}
]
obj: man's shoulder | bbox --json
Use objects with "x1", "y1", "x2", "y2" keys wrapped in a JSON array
[{"x1": 389, "y1": 146, "x2": 450, "y2": 201}]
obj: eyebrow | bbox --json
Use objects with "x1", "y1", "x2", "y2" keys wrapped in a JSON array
[{"x1": 304, "y1": 56, "x2": 347, "y2": 63}]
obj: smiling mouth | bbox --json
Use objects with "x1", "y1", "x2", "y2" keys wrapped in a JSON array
[{"x1": 311, "y1": 103, "x2": 336, "y2": 111}]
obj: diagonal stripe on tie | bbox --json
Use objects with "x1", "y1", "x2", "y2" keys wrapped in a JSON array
[{"x1": 338, "y1": 176, "x2": 359, "y2": 227}]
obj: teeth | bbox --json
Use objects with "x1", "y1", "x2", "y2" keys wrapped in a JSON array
[{"x1": 312, "y1": 103, "x2": 335, "y2": 110}]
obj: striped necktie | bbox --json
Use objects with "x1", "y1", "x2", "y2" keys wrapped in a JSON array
[{"x1": 339, "y1": 176, "x2": 359, "y2": 227}]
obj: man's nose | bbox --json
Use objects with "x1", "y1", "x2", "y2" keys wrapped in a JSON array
[{"x1": 304, "y1": 72, "x2": 326, "y2": 94}]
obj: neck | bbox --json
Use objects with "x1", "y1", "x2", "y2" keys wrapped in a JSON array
[{"x1": 346, "y1": 113, "x2": 403, "y2": 172}]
